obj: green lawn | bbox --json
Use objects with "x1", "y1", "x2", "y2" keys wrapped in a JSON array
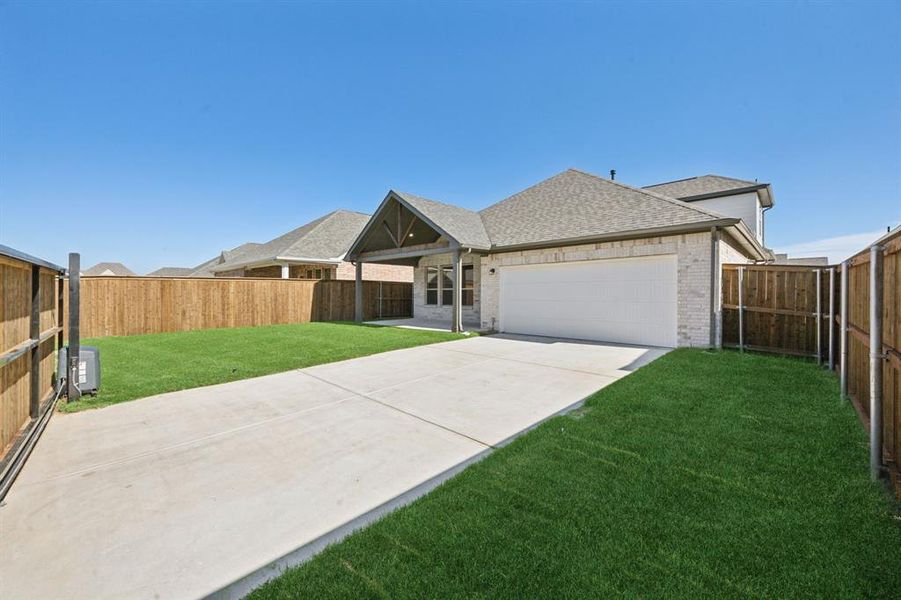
[
  {"x1": 251, "y1": 349, "x2": 901, "y2": 599},
  {"x1": 63, "y1": 322, "x2": 465, "y2": 412}
]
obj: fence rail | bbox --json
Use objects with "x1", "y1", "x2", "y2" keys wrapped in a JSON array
[
  {"x1": 63, "y1": 276, "x2": 413, "y2": 339},
  {"x1": 0, "y1": 245, "x2": 65, "y2": 491},
  {"x1": 722, "y1": 227, "x2": 900, "y2": 494}
]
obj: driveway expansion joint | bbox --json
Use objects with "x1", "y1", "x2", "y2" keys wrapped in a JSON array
[{"x1": 302, "y1": 370, "x2": 496, "y2": 449}]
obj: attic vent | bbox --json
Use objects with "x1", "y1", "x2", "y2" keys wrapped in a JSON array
[{"x1": 610, "y1": 169, "x2": 616, "y2": 181}]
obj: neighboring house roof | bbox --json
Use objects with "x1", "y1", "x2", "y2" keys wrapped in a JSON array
[
  {"x1": 146, "y1": 267, "x2": 195, "y2": 277},
  {"x1": 773, "y1": 254, "x2": 829, "y2": 266},
  {"x1": 182, "y1": 242, "x2": 263, "y2": 278},
  {"x1": 211, "y1": 210, "x2": 371, "y2": 273},
  {"x1": 82, "y1": 262, "x2": 136, "y2": 276},
  {"x1": 394, "y1": 191, "x2": 492, "y2": 250},
  {"x1": 479, "y1": 169, "x2": 728, "y2": 249},
  {"x1": 644, "y1": 174, "x2": 773, "y2": 207}
]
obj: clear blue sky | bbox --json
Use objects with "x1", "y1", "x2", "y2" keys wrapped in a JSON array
[{"x1": 1, "y1": 1, "x2": 899, "y2": 272}]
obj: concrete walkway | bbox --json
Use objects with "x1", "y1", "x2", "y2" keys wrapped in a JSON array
[{"x1": 0, "y1": 335, "x2": 667, "y2": 599}]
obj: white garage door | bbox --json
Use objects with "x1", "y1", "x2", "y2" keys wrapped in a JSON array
[{"x1": 499, "y1": 255, "x2": 678, "y2": 347}]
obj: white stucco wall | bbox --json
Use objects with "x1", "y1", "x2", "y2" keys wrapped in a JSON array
[
  {"x1": 692, "y1": 192, "x2": 763, "y2": 242},
  {"x1": 412, "y1": 253, "x2": 481, "y2": 324},
  {"x1": 480, "y1": 232, "x2": 718, "y2": 347}
]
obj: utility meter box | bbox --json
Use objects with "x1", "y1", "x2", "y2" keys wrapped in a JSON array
[{"x1": 58, "y1": 346, "x2": 101, "y2": 395}]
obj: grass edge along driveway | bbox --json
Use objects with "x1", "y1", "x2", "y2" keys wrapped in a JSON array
[
  {"x1": 250, "y1": 349, "x2": 901, "y2": 599},
  {"x1": 64, "y1": 322, "x2": 466, "y2": 412}
]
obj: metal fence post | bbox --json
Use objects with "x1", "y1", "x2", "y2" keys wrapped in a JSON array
[
  {"x1": 828, "y1": 267, "x2": 835, "y2": 370},
  {"x1": 67, "y1": 253, "x2": 81, "y2": 401},
  {"x1": 738, "y1": 266, "x2": 744, "y2": 352},
  {"x1": 815, "y1": 269, "x2": 822, "y2": 365},
  {"x1": 869, "y1": 245, "x2": 884, "y2": 480},
  {"x1": 840, "y1": 261, "x2": 849, "y2": 399}
]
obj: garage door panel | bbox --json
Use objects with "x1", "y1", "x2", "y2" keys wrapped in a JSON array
[{"x1": 499, "y1": 256, "x2": 678, "y2": 347}]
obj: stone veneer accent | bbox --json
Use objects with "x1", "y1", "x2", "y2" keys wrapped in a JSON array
[
  {"x1": 412, "y1": 253, "x2": 481, "y2": 325},
  {"x1": 479, "y1": 232, "x2": 731, "y2": 348}
]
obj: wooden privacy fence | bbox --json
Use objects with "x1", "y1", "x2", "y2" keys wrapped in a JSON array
[
  {"x1": 64, "y1": 277, "x2": 413, "y2": 339},
  {"x1": 0, "y1": 246, "x2": 64, "y2": 485},
  {"x1": 722, "y1": 264, "x2": 834, "y2": 359},
  {"x1": 843, "y1": 230, "x2": 900, "y2": 486},
  {"x1": 722, "y1": 226, "x2": 900, "y2": 492}
]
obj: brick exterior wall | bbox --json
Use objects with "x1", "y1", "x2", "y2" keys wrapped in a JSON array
[
  {"x1": 411, "y1": 254, "x2": 481, "y2": 325},
  {"x1": 243, "y1": 266, "x2": 282, "y2": 278},
  {"x1": 335, "y1": 261, "x2": 413, "y2": 282},
  {"x1": 214, "y1": 261, "x2": 412, "y2": 281},
  {"x1": 215, "y1": 268, "x2": 245, "y2": 278},
  {"x1": 479, "y1": 232, "x2": 720, "y2": 347}
]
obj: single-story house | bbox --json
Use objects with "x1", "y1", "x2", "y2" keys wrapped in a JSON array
[
  {"x1": 150, "y1": 210, "x2": 412, "y2": 282},
  {"x1": 346, "y1": 168, "x2": 774, "y2": 348},
  {"x1": 82, "y1": 262, "x2": 137, "y2": 276}
]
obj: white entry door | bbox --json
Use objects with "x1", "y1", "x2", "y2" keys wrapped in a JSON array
[{"x1": 498, "y1": 255, "x2": 678, "y2": 347}]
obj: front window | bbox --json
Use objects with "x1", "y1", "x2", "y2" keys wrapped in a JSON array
[
  {"x1": 426, "y1": 267, "x2": 438, "y2": 305},
  {"x1": 462, "y1": 265, "x2": 474, "y2": 306},
  {"x1": 441, "y1": 266, "x2": 454, "y2": 305},
  {"x1": 425, "y1": 263, "x2": 475, "y2": 306}
]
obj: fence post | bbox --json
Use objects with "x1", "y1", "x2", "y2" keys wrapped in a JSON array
[
  {"x1": 869, "y1": 245, "x2": 884, "y2": 480},
  {"x1": 815, "y1": 269, "x2": 822, "y2": 365},
  {"x1": 840, "y1": 261, "x2": 849, "y2": 399},
  {"x1": 67, "y1": 253, "x2": 81, "y2": 401},
  {"x1": 29, "y1": 265, "x2": 41, "y2": 418},
  {"x1": 57, "y1": 273, "x2": 64, "y2": 369},
  {"x1": 828, "y1": 267, "x2": 835, "y2": 370},
  {"x1": 737, "y1": 266, "x2": 744, "y2": 352}
]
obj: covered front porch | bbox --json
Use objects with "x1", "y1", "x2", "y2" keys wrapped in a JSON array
[{"x1": 346, "y1": 190, "x2": 491, "y2": 333}]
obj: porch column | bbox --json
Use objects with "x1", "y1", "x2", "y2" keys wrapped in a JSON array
[
  {"x1": 280, "y1": 263, "x2": 289, "y2": 279},
  {"x1": 451, "y1": 249, "x2": 463, "y2": 333},
  {"x1": 354, "y1": 261, "x2": 363, "y2": 322}
]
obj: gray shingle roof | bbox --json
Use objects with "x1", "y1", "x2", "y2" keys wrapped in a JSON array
[
  {"x1": 643, "y1": 174, "x2": 766, "y2": 200},
  {"x1": 187, "y1": 242, "x2": 262, "y2": 277},
  {"x1": 146, "y1": 267, "x2": 194, "y2": 277},
  {"x1": 82, "y1": 262, "x2": 137, "y2": 276},
  {"x1": 394, "y1": 191, "x2": 492, "y2": 250},
  {"x1": 478, "y1": 169, "x2": 728, "y2": 249},
  {"x1": 212, "y1": 210, "x2": 371, "y2": 271}
]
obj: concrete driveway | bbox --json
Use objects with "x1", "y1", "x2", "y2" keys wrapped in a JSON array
[{"x1": 0, "y1": 334, "x2": 666, "y2": 599}]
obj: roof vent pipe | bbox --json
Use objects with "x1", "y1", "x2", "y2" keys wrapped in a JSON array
[{"x1": 610, "y1": 169, "x2": 616, "y2": 181}]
